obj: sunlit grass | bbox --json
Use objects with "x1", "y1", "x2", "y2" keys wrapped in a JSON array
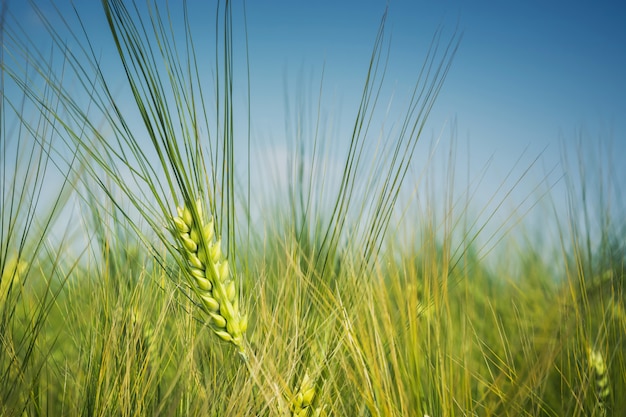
[{"x1": 1, "y1": 1, "x2": 624, "y2": 416}]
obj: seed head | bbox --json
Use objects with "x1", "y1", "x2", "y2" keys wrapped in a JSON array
[
  {"x1": 172, "y1": 199, "x2": 248, "y2": 354},
  {"x1": 588, "y1": 348, "x2": 610, "y2": 415}
]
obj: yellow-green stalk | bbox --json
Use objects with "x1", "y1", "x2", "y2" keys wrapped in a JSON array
[{"x1": 172, "y1": 199, "x2": 248, "y2": 355}]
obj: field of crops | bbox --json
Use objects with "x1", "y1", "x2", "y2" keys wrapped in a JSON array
[{"x1": 1, "y1": 2, "x2": 623, "y2": 416}]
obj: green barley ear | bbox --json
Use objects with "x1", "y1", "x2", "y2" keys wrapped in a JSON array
[
  {"x1": 172, "y1": 199, "x2": 248, "y2": 356},
  {"x1": 290, "y1": 330, "x2": 330, "y2": 417},
  {"x1": 290, "y1": 371, "x2": 320, "y2": 417},
  {"x1": 131, "y1": 307, "x2": 157, "y2": 369},
  {"x1": 588, "y1": 348, "x2": 610, "y2": 416}
]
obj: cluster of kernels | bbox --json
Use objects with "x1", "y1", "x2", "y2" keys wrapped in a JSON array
[
  {"x1": 588, "y1": 348, "x2": 610, "y2": 410},
  {"x1": 291, "y1": 372, "x2": 318, "y2": 417},
  {"x1": 173, "y1": 199, "x2": 247, "y2": 353}
]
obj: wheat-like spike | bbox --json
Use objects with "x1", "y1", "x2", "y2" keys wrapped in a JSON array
[
  {"x1": 588, "y1": 348, "x2": 610, "y2": 416},
  {"x1": 290, "y1": 324, "x2": 333, "y2": 416},
  {"x1": 131, "y1": 307, "x2": 158, "y2": 369},
  {"x1": 172, "y1": 199, "x2": 248, "y2": 355},
  {"x1": 290, "y1": 371, "x2": 319, "y2": 417},
  {"x1": 142, "y1": 322, "x2": 157, "y2": 362}
]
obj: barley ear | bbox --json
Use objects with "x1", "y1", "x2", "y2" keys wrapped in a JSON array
[
  {"x1": 290, "y1": 332, "x2": 329, "y2": 417},
  {"x1": 588, "y1": 348, "x2": 610, "y2": 416},
  {"x1": 172, "y1": 199, "x2": 248, "y2": 355},
  {"x1": 290, "y1": 371, "x2": 320, "y2": 417}
]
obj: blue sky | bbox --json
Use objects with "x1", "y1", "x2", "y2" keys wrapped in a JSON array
[
  {"x1": 241, "y1": 0, "x2": 626, "y2": 242},
  {"x1": 6, "y1": 0, "x2": 626, "y2": 250},
  {"x1": 242, "y1": 0, "x2": 625, "y2": 170}
]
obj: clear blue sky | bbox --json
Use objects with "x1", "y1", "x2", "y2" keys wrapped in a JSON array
[
  {"x1": 241, "y1": 0, "x2": 625, "y2": 182},
  {"x1": 7, "y1": 0, "x2": 626, "y2": 249},
  {"x1": 244, "y1": 0, "x2": 625, "y2": 245},
  {"x1": 244, "y1": 0, "x2": 625, "y2": 231}
]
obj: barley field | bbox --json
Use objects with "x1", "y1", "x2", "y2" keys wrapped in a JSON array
[{"x1": 1, "y1": 1, "x2": 624, "y2": 416}]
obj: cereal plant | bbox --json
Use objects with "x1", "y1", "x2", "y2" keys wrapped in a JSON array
[{"x1": 0, "y1": 1, "x2": 623, "y2": 416}]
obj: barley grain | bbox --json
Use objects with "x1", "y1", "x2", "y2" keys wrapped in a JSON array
[
  {"x1": 588, "y1": 348, "x2": 610, "y2": 416},
  {"x1": 172, "y1": 199, "x2": 247, "y2": 354}
]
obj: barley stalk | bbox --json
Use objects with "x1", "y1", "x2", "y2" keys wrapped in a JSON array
[{"x1": 172, "y1": 199, "x2": 248, "y2": 355}]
